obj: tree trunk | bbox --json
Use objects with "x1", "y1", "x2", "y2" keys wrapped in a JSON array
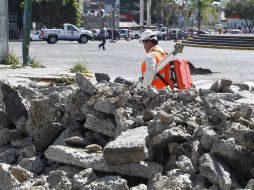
[{"x1": 198, "y1": 8, "x2": 201, "y2": 30}]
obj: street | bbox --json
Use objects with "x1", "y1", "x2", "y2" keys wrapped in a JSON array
[{"x1": 9, "y1": 40, "x2": 254, "y2": 86}]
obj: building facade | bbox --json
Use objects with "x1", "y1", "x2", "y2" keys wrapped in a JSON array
[{"x1": 82, "y1": 0, "x2": 120, "y2": 29}]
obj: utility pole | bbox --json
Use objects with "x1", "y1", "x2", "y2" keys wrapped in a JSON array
[
  {"x1": 140, "y1": 0, "x2": 144, "y2": 26},
  {"x1": 22, "y1": 0, "x2": 32, "y2": 65},
  {"x1": 0, "y1": 0, "x2": 8, "y2": 63},
  {"x1": 147, "y1": 0, "x2": 151, "y2": 26}
]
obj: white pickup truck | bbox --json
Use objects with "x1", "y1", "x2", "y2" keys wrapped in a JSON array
[{"x1": 40, "y1": 24, "x2": 93, "y2": 44}]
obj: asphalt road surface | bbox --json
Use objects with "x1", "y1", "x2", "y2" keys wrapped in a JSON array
[{"x1": 9, "y1": 40, "x2": 254, "y2": 86}]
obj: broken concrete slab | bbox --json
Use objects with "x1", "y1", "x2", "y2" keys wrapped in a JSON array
[
  {"x1": 103, "y1": 126, "x2": 149, "y2": 165},
  {"x1": 84, "y1": 114, "x2": 116, "y2": 137},
  {"x1": 45, "y1": 145, "x2": 162, "y2": 179},
  {"x1": 149, "y1": 126, "x2": 190, "y2": 147},
  {"x1": 76, "y1": 73, "x2": 97, "y2": 96},
  {"x1": 199, "y1": 153, "x2": 231, "y2": 190}
]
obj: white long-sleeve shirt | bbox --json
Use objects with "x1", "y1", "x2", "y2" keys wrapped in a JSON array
[{"x1": 142, "y1": 45, "x2": 159, "y2": 88}]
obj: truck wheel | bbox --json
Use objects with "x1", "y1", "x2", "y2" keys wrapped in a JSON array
[
  {"x1": 79, "y1": 35, "x2": 88, "y2": 43},
  {"x1": 115, "y1": 36, "x2": 120, "y2": 41},
  {"x1": 47, "y1": 36, "x2": 57, "y2": 44},
  {"x1": 135, "y1": 34, "x2": 139, "y2": 39}
]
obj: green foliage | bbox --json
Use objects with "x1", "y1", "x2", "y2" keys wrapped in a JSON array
[
  {"x1": 1, "y1": 52, "x2": 20, "y2": 66},
  {"x1": 29, "y1": 58, "x2": 46, "y2": 68},
  {"x1": 53, "y1": 76, "x2": 76, "y2": 86},
  {"x1": 224, "y1": 0, "x2": 254, "y2": 31},
  {"x1": 191, "y1": 0, "x2": 217, "y2": 30},
  {"x1": 31, "y1": 0, "x2": 81, "y2": 28},
  {"x1": 70, "y1": 61, "x2": 89, "y2": 73}
]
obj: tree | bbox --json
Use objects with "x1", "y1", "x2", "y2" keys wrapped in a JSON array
[
  {"x1": 224, "y1": 0, "x2": 254, "y2": 32},
  {"x1": 151, "y1": 0, "x2": 183, "y2": 27},
  {"x1": 191, "y1": 0, "x2": 216, "y2": 30},
  {"x1": 30, "y1": 0, "x2": 80, "y2": 28}
]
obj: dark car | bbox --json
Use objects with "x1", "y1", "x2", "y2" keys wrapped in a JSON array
[
  {"x1": 107, "y1": 29, "x2": 120, "y2": 40},
  {"x1": 168, "y1": 29, "x2": 187, "y2": 40}
]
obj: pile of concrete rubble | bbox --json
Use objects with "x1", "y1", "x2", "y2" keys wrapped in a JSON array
[{"x1": 0, "y1": 73, "x2": 253, "y2": 190}]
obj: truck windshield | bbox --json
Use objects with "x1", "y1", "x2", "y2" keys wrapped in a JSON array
[{"x1": 67, "y1": 25, "x2": 78, "y2": 31}]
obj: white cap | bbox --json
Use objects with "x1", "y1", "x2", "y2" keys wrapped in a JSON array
[{"x1": 141, "y1": 29, "x2": 158, "y2": 41}]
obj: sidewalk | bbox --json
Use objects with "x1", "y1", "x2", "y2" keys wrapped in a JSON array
[{"x1": 0, "y1": 66, "x2": 74, "y2": 80}]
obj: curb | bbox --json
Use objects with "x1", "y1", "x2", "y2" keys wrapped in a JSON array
[{"x1": 179, "y1": 42, "x2": 254, "y2": 51}]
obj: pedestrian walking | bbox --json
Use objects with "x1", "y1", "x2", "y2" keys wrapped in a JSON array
[
  {"x1": 140, "y1": 29, "x2": 171, "y2": 89},
  {"x1": 98, "y1": 24, "x2": 108, "y2": 50}
]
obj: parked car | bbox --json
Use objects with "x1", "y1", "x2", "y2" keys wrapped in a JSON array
[
  {"x1": 224, "y1": 29, "x2": 243, "y2": 34},
  {"x1": 133, "y1": 30, "x2": 142, "y2": 39},
  {"x1": 30, "y1": 31, "x2": 42, "y2": 41},
  {"x1": 155, "y1": 27, "x2": 167, "y2": 40},
  {"x1": 118, "y1": 29, "x2": 135, "y2": 39},
  {"x1": 107, "y1": 29, "x2": 120, "y2": 40},
  {"x1": 168, "y1": 29, "x2": 187, "y2": 40}
]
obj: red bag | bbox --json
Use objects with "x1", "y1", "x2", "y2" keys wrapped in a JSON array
[{"x1": 170, "y1": 59, "x2": 192, "y2": 90}]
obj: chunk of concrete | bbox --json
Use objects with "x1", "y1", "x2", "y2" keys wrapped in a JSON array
[
  {"x1": 76, "y1": 73, "x2": 97, "y2": 95},
  {"x1": 45, "y1": 145, "x2": 162, "y2": 179},
  {"x1": 0, "y1": 163, "x2": 20, "y2": 190},
  {"x1": 94, "y1": 99, "x2": 116, "y2": 115},
  {"x1": 103, "y1": 126, "x2": 149, "y2": 164},
  {"x1": 199, "y1": 153, "x2": 231, "y2": 190},
  {"x1": 71, "y1": 168, "x2": 97, "y2": 190},
  {"x1": 81, "y1": 175, "x2": 129, "y2": 190},
  {"x1": 149, "y1": 126, "x2": 189, "y2": 147},
  {"x1": 84, "y1": 114, "x2": 116, "y2": 137}
]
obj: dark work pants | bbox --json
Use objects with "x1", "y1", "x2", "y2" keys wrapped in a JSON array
[{"x1": 99, "y1": 37, "x2": 106, "y2": 50}]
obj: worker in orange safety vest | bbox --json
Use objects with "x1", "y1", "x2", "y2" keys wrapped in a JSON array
[{"x1": 140, "y1": 29, "x2": 172, "y2": 90}]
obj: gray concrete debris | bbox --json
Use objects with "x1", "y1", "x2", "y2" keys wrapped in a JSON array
[
  {"x1": 47, "y1": 170, "x2": 72, "y2": 190},
  {"x1": 71, "y1": 168, "x2": 97, "y2": 190},
  {"x1": 148, "y1": 171, "x2": 192, "y2": 190},
  {"x1": 0, "y1": 163, "x2": 21, "y2": 190},
  {"x1": 22, "y1": 145, "x2": 37, "y2": 158},
  {"x1": 85, "y1": 144, "x2": 102, "y2": 153},
  {"x1": 76, "y1": 73, "x2": 97, "y2": 95},
  {"x1": 26, "y1": 98, "x2": 64, "y2": 151},
  {"x1": 166, "y1": 169, "x2": 192, "y2": 190},
  {"x1": 200, "y1": 129, "x2": 220, "y2": 151},
  {"x1": 149, "y1": 126, "x2": 190, "y2": 147},
  {"x1": 0, "y1": 128, "x2": 11, "y2": 146},
  {"x1": 84, "y1": 114, "x2": 116, "y2": 137},
  {"x1": 65, "y1": 136, "x2": 89, "y2": 147},
  {"x1": 211, "y1": 140, "x2": 254, "y2": 180},
  {"x1": 176, "y1": 155, "x2": 196, "y2": 175},
  {"x1": 94, "y1": 99, "x2": 116, "y2": 115},
  {"x1": 103, "y1": 126, "x2": 149, "y2": 164},
  {"x1": 199, "y1": 153, "x2": 231, "y2": 190},
  {"x1": 95, "y1": 73, "x2": 110, "y2": 83},
  {"x1": 159, "y1": 110, "x2": 174, "y2": 124},
  {"x1": 0, "y1": 77, "x2": 254, "y2": 189},
  {"x1": 245, "y1": 179, "x2": 254, "y2": 190},
  {"x1": 114, "y1": 108, "x2": 135, "y2": 136},
  {"x1": 0, "y1": 109, "x2": 13, "y2": 129},
  {"x1": 130, "y1": 184, "x2": 147, "y2": 190},
  {"x1": 114, "y1": 76, "x2": 134, "y2": 86},
  {"x1": 81, "y1": 175, "x2": 129, "y2": 190},
  {"x1": 18, "y1": 156, "x2": 45, "y2": 174},
  {"x1": 210, "y1": 79, "x2": 233, "y2": 93},
  {"x1": 45, "y1": 145, "x2": 162, "y2": 178}
]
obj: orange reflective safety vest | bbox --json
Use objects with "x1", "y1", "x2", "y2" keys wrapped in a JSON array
[{"x1": 141, "y1": 46, "x2": 170, "y2": 90}]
